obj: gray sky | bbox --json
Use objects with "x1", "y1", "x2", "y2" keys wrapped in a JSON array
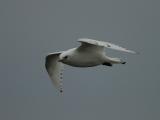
[{"x1": 0, "y1": 0, "x2": 160, "y2": 120}]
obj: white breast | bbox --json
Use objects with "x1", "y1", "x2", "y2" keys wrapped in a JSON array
[{"x1": 62, "y1": 48, "x2": 104, "y2": 67}]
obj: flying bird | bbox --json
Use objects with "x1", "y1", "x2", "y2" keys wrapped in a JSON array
[{"x1": 45, "y1": 38, "x2": 137, "y2": 93}]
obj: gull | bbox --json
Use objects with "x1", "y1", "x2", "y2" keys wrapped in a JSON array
[{"x1": 45, "y1": 38, "x2": 137, "y2": 93}]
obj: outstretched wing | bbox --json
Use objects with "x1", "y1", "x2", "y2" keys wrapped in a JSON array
[
  {"x1": 45, "y1": 52, "x2": 64, "y2": 93},
  {"x1": 78, "y1": 38, "x2": 137, "y2": 54}
]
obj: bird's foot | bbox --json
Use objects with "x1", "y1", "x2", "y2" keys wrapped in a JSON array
[{"x1": 121, "y1": 61, "x2": 126, "y2": 64}]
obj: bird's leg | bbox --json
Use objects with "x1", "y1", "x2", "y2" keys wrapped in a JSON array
[{"x1": 102, "y1": 62, "x2": 113, "y2": 67}]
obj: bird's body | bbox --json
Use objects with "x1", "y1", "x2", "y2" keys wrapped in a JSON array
[
  {"x1": 59, "y1": 48, "x2": 123, "y2": 67},
  {"x1": 45, "y1": 38, "x2": 137, "y2": 93},
  {"x1": 60, "y1": 48, "x2": 104, "y2": 67}
]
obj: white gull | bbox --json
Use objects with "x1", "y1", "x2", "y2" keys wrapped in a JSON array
[{"x1": 45, "y1": 38, "x2": 137, "y2": 93}]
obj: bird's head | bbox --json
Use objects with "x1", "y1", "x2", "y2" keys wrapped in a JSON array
[{"x1": 59, "y1": 52, "x2": 70, "y2": 63}]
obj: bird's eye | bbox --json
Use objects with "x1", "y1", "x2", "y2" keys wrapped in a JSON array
[{"x1": 64, "y1": 56, "x2": 68, "y2": 59}]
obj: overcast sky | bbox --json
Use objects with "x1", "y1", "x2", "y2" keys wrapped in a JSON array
[{"x1": 0, "y1": 0, "x2": 160, "y2": 120}]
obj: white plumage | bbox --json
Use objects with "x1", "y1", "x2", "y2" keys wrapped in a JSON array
[{"x1": 45, "y1": 38, "x2": 137, "y2": 93}]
